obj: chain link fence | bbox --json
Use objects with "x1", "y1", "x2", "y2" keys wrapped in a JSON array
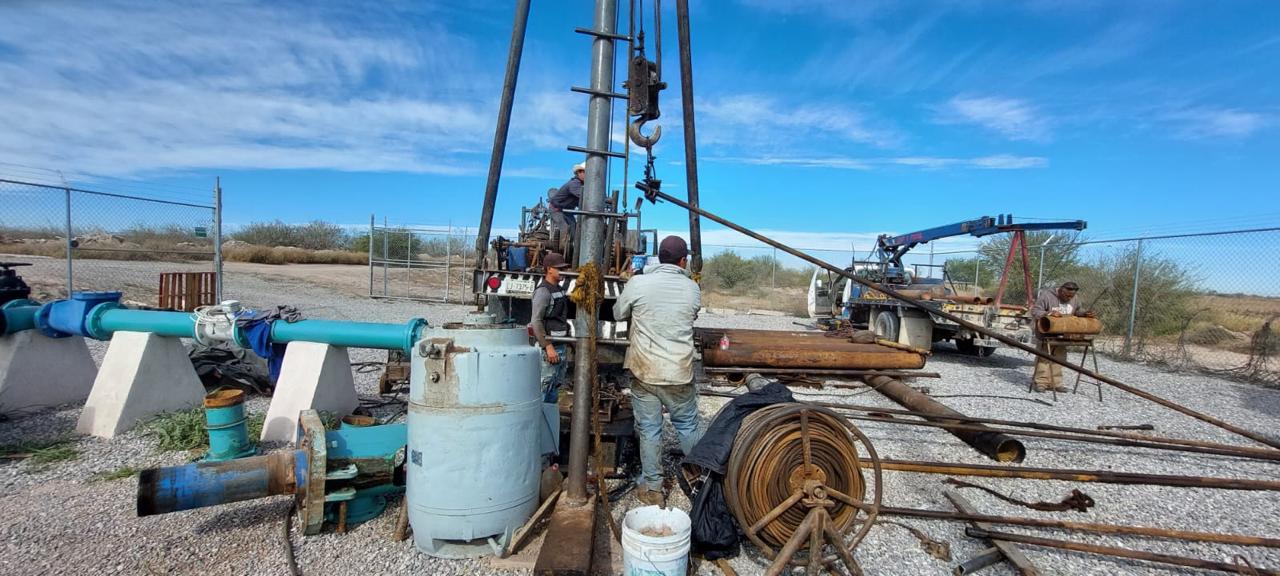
[
  {"x1": 0, "y1": 178, "x2": 219, "y2": 305},
  {"x1": 366, "y1": 216, "x2": 476, "y2": 303}
]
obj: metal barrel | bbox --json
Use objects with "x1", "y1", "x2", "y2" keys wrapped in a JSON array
[
  {"x1": 866, "y1": 375, "x2": 1026, "y2": 463},
  {"x1": 203, "y1": 389, "x2": 256, "y2": 462},
  {"x1": 137, "y1": 450, "x2": 302, "y2": 516},
  {"x1": 0, "y1": 305, "x2": 39, "y2": 336}
]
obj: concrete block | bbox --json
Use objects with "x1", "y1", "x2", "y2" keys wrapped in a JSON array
[
  {"x1": 0, "y1": 331, "x2": 98, "y2": 416},
  {"x1": 260, "y1": 342, "x2": 357, "y2": 443},
  {"x1": 77, "y1": 331, "x2": 205, "y2": 438}
]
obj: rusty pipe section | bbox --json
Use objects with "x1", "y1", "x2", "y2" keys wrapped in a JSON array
[
  {"x1": 137, "y1": 450, "x2": 301, "y2": 517},
  {"x1": 1037, "y1": 315, "x2": 1103, "y2": 335},
  {"x1": 697, "y1": 328, "x2": 927, "y2": 371},
  {"x1": 866, "y1": 375, "x2": 1026, "y2": 463}
]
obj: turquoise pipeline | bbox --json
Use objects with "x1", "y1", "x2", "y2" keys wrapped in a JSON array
[{"x1": 2, "y1": 291, "x2": 426, "y2": 353}]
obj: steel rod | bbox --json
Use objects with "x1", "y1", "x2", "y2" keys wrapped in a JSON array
[
  {"x1": 643, "y1": 189, "x2": 1280, "y2": 451},
  {"x1": 873, "y1": 459, "x2": 1280, "y2": 491},
  {"x1": 947, "y1": 490, "x2": 1040, "y2": 576},
  {"x1": 675, "y1": 0, "x2": 702, "y2": 273},
  {"x1": 879, "y1": 505, "x2": 1280, "y2": 548},
  {"x1": 698, "y1": 390, "x2": 1280, "y2": 459},
  {"x1": 473, "y1": 0, "x2": 531, "y2": 268},
  {"x1": 965, "y1": 528, "x2": 1279, "y2": 575},
  {"x1": 704, "y1": 367, "x2": 941, "y2": 378},
  {"x1": 566, "y1": 0, "x2": 619, "y2": 505}
]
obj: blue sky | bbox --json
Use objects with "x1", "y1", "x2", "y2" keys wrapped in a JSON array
[{"x1": 1, "y1": 0, "x2": 1279, "y2": 260}]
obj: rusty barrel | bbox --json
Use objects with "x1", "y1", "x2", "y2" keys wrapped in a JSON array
[{"x1": 1037, "y1": 316, "x2": 1103, "y2": 335}]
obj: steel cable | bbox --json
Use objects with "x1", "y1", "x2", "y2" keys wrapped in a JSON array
[{"x1": 724, "y1": 403, "x2": 882, "y2": 569}]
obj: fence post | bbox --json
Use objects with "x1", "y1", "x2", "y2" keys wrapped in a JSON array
[
  {"x1": 382, "y1": 216, "x2": 389, "y2": 297},
  {"x1": 446, "y1": 221, "x2": 453, "y2": 302},
  {"x1": 64, "y1": 187, "x2": 73, "y2": 296},
  {"x1": 771, "y1": 247, "x2": 776, "y2": 290},
  {"x1": 1123, "y1": 239, "x2": 1144, "y2": 356},
  {"x1": 405, "y1": 229, "x2": 413, "y2": 299},
  {"x1": 974, "y1": 259, "x2": 980, "y2": 296},
  {"x1": 213, "y1": 177, "x2": 223, "y2": 302},
  {"x1": 368, "y1": 214, "x2": 375, "y2": 297}
]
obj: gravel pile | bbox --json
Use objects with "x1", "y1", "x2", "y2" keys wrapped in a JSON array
[{"x1": 3, "y1": 274, "x2": 1279, "y2": 575}]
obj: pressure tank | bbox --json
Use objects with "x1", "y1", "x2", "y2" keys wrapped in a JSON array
[{"x1": 407, "y1": 312, "x2": 542, "y2": 558}]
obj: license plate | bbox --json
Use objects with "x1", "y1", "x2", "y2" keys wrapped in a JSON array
[{"x1": 506, "y1": 278, "x2": 536, "y2": 295}]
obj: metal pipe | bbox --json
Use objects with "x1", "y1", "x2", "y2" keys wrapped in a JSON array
[
  {"x1": 704, "y1": 367, "x2": 941, "y2": 379},
  {"x1": 1, "y1": 305, "x2": 38, "y2": 336},
  {"x1": 965, "y1": 528, "x2": 1279, "y2": 575},
  {"x1": 699, "y1": 390, "x2": 1280, "y2": 461},
  {"x1": 64, "y1": 187, "x2": 73, "y2": 296},
  {"x1": 269, "y1": 318, "x2": 427, "y2": 353},
  {"x1": 473, "y1": 0, "x2": 531, "y2": 267},
  {"x1": 947, "y1": 490, "x2": 1040, "y2": 576},
  {"x1": 879, "y1": 505, "x2": 1280, "y2": 548},
  {"x1": 641, "y1": 189, "x2": 1280, "y2": 451},
  {"x1": 91, "y1": 307, "x2": 197, "y2": 339},
  {"x1": 953, "y1": 547, "x2": 1003, "y2": 575},
  {"x1": 137, "y1": 450, "x2": 301, "y2": 516},
  {"x1": 213, "y1": 177, "x2": 223, "y2": 303},
  {"x1": 866, "y1": 375, "x2": 1025, "y2": 463},
  {"x1": 675, "y1": 0, "x2": 702, "y2": 273},
  {"x1": 873, "y1": 458, "x2": 1280, "y2": 491},
  {"x1": 1124, "y1": 238, "x2": 1143, "y2": 356},
  {"x1": 566, "y1": 0, "x2": 619, "y2": 504}
]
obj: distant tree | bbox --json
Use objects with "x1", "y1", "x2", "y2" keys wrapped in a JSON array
[{"x1": 976, "y1": 230, "x2": 1086, "y2": 303}]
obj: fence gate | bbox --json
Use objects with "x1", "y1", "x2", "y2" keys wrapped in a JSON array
[{"x1": 367, "y1": 216, "x2": 474, "y2": 303}]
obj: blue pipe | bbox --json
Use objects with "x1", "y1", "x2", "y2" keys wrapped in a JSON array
[
  {"x1": 1, "y1": 304, "x2": 39, "y2": 337},
  {"x1": 86, "y1": 303, "x2": 196, "y2": 340},
  {"x1": 137, "y1": 450, "x2": 306, "y2": 516},
  {"x1": 203, "y1": 390, "x2": 257, "y2": 462},
  {"x1": 268, "y1": 318, "x2": 427, "y2": 354}
]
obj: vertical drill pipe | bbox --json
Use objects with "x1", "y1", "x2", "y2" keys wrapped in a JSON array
[
  {"x1": 566, "y1": 0, "x2": 619, "y2": 504},
  {"x1": 872, "y1": 458, "x2": 1280, "y2": 491},
  {"x1": 137, "y1": 450, "x2": 302, "y2": 516},
  {"x1": 473, "y1": 0, "x2": 531, "y2": 267},
  {"x1": 877, "y1": 505, "x2": 1280, "y2": 548},
  {"x1": 965, "y1": 528, "x2": 1280, "y2": 575},
  {"x1": 865, "y1": 375, "x2": 1025, "y2": 463},
  {"x1": 675, "y1": 0, "x2": 702, "y2": 273},
  {"x1": 644, "y1": 190, "x2": 1280, "y2": 451}
]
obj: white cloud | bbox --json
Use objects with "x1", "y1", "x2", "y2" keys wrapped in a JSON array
[
  {"x1": 1166, "y1": 107, "x2": 1268, "y2": 139},
  {"x1": 0, "y1": 1, "x2": 570, "y2": 178},
  {"x1": 939, "y1": 96, "x2": 1051, "y2": 141},
  {"x1": 709, "y1": 154, "x2": 1047, "y2": 171},
  {"x1": 698, "y1": 94, "x2": 901, "y2": 149}
]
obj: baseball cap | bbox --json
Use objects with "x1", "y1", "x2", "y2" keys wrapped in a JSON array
[
  {"x1": 658, "y1": 235, "x2": 689, "y2": 264},
  {"x1": 543, "y1": 252, "x2": 570, "y2": 269},
  {"x1": 1061, "y1": 281, "x2": 1079, "y2": 290}
]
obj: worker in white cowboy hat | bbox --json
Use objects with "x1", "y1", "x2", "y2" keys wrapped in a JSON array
[{"x1": 548, "y1": 163, "x2": 586, "y2": 255}]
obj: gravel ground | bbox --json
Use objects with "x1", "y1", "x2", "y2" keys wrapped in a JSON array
[{"x1": 3, "y1": 271, "x2": 1279, "y2": 575}]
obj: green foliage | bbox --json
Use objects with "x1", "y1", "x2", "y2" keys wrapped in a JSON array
[
  {"x1": 0, "y1": 435, "x2": 79, "y2": 468},
  {"x1": 1075, "y1": 245, "x2": 1198, "y2": 342},
  {"x1": 91, "y1": 466, "x2": 139, "y2": 482},
  {"x1": 702, "y1": 250, "x2": 812, "y2": 292},
  {"x1": 141, "y1": 408, "x2": 266, "y2": 457},
  {"x1": 232, "y1": 220, "x2": 352, "y2": 251},
  {"x1": 974, "y1": 230, "x2": 1086, "y2": 301}
]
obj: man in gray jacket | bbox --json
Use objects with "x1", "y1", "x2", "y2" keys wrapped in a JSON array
[
  {"x1": 1030, "y1": 281, "x2": 1096, "y2": 391},
  {"x1": 614, "y1": 236, "x2": 702, "y2": 506}
]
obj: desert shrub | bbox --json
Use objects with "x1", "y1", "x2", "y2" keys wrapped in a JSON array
[{"x1": 231, "y1": 220, "x2": 351, "y2": 251}]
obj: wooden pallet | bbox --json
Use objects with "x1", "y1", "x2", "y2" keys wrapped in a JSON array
[{"x1": 157, "y1": 272, "x2": 217, "y2": 311}]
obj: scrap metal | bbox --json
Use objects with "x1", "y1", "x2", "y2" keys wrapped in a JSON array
[
  {"x1": 965, "y1": 527, "x2": 1278, "y2": 575},
  {"x1": 944, "y1": 478, "x2": 1095, "y2": 513},
  {"x1": 873, "y1": 458, "x2": 1280, "y2": 491},
  {"x1": 863, "y1": 375, "x2": 1026, "y2": 463}
]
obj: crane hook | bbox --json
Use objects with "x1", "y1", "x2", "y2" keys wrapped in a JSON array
[{"x1": 628, "y1": 118, "x2": 662, "y2": 149}]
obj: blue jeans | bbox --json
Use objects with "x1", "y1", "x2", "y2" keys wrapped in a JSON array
[
  {"x1": 540, "y1": 343, "x2": 569, "y2": 403},
  {"x1": 631, "y1": 380, "x2": 702, "y2": 491}
]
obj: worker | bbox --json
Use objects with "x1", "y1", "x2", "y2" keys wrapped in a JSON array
[
  {"x1": 614, "y1": 235, "x2": 703, "y2": 506},
  {"x1": 531, "y1": 252, "x2": 572, "y2": 402},
  {"x1": 1030, "y1": 281, "x2": 1096, "y2": 392},
  {"x1": 548, "y1": 163, "x2": 585, "y2": 254}
]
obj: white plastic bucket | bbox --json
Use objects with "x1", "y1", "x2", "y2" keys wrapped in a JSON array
[{"x1": 621, "y1": 505, "x2": 692, "y2": 576}]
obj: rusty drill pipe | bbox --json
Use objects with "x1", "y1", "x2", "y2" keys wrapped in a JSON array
[
  {"x1": 873, "y1": 458, "x2": 1280, "y2": 491},
  {"x1": 1037, "y1": 315, "x2": 1103, "y2": 335},
  {"x1": 642, "y1": 189, "x2": 1280, "y2": 451},
  {"x1": 865, "y1": 375, "x2": 1025, "y2": 463},
  {"x1": 697, "y1": 328, "x2": 927, "y2": 370},
  {"x1": 965, "y1": 528, "x2": 1280, "y2": 575},
  {"x1": 941, "y1": 295, "x2": 994, "y2": 305},
  {"x1": 834, "y1": 406, "x2": 1280, "y2": 463},
  {"x1": 878, "y1": 505, "x2": 1280, "y2": 548},
  {"x1": 700, "y1": 390, "x2": 1280, "y2": 460}
]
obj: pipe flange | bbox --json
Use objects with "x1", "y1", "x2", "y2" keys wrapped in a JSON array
[
  {"x1": 402, "y1": 317, "x2": 428, "y2": 354},
  {"x1": 32, "y1": 303, "x2": 67, "y2": 339},
  {"x1": 84, "y1": 301, "x2": 123, "y2": 341},
  {"x1": 1, "y1": 299, "x2": 38, "y2": 310}
]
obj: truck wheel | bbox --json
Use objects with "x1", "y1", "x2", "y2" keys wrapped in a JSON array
[
  {"x1": 955, "y1": 338, "x2": 977, "y2": 355},
  {"x1": 978, "y1": 346, "x2": 996, "y2": 357},
  {"x1": 874, "y1": 311, "x2": 900, "y2": 342}
]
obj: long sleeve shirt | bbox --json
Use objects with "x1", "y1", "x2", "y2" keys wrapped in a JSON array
[
  {"x1": 1031, "y1": 288, "x2": 1086, "y2": 320},
  {"x1": 613, "y1": 263, "x2": 701, "y2": 386},
  {"x1": 550, "y1": 177, "x2": 583, "y2": 210}
]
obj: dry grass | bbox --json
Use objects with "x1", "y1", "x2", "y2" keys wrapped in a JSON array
[{"x1": 223, "y1": 246, "x2": 366, "y2": 265}]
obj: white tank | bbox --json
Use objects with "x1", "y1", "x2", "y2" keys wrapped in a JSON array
[{"x1": 407, "y1": 313, "x2": 542, "y2": 557}]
